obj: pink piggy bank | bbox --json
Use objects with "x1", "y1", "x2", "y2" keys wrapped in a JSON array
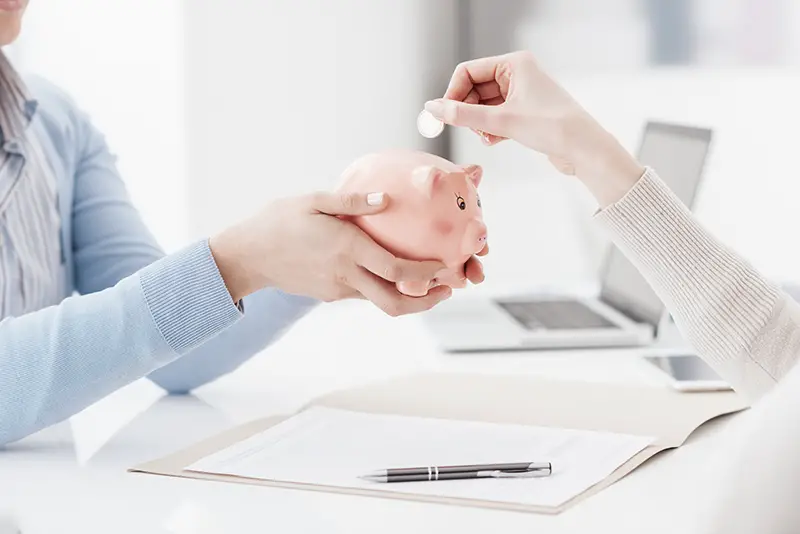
[{"x1": 337, "y1": 149, "x2": 487, "y2": 297}]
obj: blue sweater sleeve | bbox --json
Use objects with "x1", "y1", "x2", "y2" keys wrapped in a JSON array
[
  {"x1": 0, "y1": 240, "x2": 242, "y2": 447},
  {"x1": 64, "y1": 82, "x2": 319, "y2": 394},
  {"x1": 146, "y1": 288, "x2": 318, "y2": 393}
]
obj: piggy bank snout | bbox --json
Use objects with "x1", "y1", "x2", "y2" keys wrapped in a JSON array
[{"x1": 462, "y1": 218, "x2": 488, "y2": 255}]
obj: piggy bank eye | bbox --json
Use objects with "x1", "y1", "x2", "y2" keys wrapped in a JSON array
[
  {"x1": 477, "y1": 196, "x2": 482, "y2": 208},
  {"x1": 456, "y1": 195, "x2": 466, "y2": 210}
]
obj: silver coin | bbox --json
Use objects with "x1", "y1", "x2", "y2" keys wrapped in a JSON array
[{"x1": 417, "y1": 109, "x2": 444, "y2": 138}]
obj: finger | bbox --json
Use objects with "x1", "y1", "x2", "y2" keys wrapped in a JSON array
[
  {"x1": 475, "y1": 81, "x2": 503, "y2": 101},
  {"x1": 464, "y1": 88, "x2": 480, "y2": 105},
  {"x1": 352, "y1": 232, "x2": 446, "y2": 283},
  {"x1": 352, "y1": 268, "x2": 452, "y2": 317},
  {"x1": 487, "y1": 136, "x2": 507, "y2": 146},
  {"x1": 471, "y1": 94, "x2": 503, "y2": 143},
  {"x1": 464, "y1": 83, "x2": 502, "y2": 107},
  {"x1": 477, "y1": 131, "x2": 507, "y2": 145},
  {"x1": 346, "y1": 267, "x2": 398, "y2": 312},
  {"x1": 443, "y1": 55, "x2": 509, "y2": 102},
  {"x1": 465, "y1": 256, "x2": 485, "y2": 285},
  {"x1": 311, "y1": 191, "x2": 388, "y2": 216},
  {"x1": 424, "y1": 99, "x2": 509, "y2": 137},
  {"x1": 463, "y1": 87, "x2": 481, "y2": 139}
]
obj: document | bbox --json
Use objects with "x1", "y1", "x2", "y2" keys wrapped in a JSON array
[{"x1": 187, "y1": 407, "x2": 655, "y2": 507}]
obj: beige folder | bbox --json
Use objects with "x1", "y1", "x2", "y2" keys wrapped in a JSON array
[{"x1": 130, "y1": 373, "x2": 748, "y2": 514}]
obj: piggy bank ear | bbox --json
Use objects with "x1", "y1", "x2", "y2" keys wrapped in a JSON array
[
  {"x1": 412, "y1": 166, "x2": 445, "y2": 197},
  {"x1": 461, "y1": 164, "x2": 483, "y2": 188}
]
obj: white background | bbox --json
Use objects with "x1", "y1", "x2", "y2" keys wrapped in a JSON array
[
  {"x1": 10, "y1": 0, "x2": 187, "y2": 253},
  {"x1": 8, "y1": 0, "x2": 800, "y2": 290}
]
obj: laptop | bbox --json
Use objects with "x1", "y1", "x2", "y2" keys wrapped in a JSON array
[{"x1": 424, "y1": 121, "x2": 714, "y2": 352}]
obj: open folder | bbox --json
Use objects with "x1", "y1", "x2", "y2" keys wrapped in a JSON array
[{"x1": 130, "y1": 373, "x2": 748, "y2": 514}]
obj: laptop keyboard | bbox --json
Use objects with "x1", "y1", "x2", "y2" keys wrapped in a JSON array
[{"x1": 496, "y1": 300, "x2": 618, "y2": 330}]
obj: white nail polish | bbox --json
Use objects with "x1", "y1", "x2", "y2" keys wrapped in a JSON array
[{"x1": 367, "y1": 192, "x2": 384, "y2": 205}]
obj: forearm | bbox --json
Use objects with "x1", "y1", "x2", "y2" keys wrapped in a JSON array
[
  {"x1": 0, "y1": 241, "x2": 241, "y2": 446},
  {"x1": 595, "y1": 168, "x2": 800, "y2": 401},
  {"x1": 147, "y1": 289, "x2": 319, "y2": 393}
]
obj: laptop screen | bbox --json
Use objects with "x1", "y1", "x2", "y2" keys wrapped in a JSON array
[{"x1": 598, "y1": 122, "x2": 713, "y2": 327}]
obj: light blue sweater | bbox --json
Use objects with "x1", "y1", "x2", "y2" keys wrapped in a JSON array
[{"x1": 0, "y1": 77, "x2": 319, "y2": 447}]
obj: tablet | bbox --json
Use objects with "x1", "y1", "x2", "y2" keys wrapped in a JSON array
[{"x1": 643, "y1": 353, "x2": 731, "y2": 392}]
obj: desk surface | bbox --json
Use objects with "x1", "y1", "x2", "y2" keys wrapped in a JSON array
[{"x1": 0, "y1": 300, "x2": 743, "y2": 534}]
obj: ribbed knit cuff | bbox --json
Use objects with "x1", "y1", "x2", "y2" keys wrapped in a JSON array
[
  {"x1": 139, "y1": 239, "x2": 243, "y2": 354},
  {"x1": 594, "y1": 168, "x2": 779, "y2": 374}
]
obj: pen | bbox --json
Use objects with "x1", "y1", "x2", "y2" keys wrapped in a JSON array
[{"x1": 359, "y1": 462, "x2": 552, "y2": 483}]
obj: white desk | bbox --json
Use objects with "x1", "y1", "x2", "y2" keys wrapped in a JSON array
[{"x1": 0, "y1": 300, "x2": 745, "y2": 533}]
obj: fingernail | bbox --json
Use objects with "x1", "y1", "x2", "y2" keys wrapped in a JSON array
[
  {"x1": 367, "y1": 192, "x2": 384, "y2": 206},
  {"x1": 424, "y1": 99, "x2": 445, "y2": 119}
]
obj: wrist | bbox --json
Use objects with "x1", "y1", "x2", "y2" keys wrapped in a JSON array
[
  {"x1": 208, "y1": 226, "x2": 265, "y2": 302},
  {"x1": 564, "y1": 116, "x2": 645, "y2": 208}
]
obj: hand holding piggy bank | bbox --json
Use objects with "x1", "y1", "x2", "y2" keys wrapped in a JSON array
[{"x1": 337, "y1": 149, "x2": 488, "y2": 297}]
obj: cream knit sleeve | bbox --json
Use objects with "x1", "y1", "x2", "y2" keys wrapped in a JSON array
[{"x1": 595, "y1": 167, "x2": 800, "y2": 402}]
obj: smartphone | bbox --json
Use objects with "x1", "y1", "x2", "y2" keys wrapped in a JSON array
[{"x1": 643, "y1": 353, "x2": 731, "y2": 392}]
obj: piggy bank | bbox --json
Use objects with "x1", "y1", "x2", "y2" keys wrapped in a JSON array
[{"x1": 337, "y1": 149, "x2": 487, "y2": 297}]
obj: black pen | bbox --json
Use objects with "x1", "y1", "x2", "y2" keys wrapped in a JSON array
[{"x1": 359, "y1": 462, "x2": 552, "y2": 483}]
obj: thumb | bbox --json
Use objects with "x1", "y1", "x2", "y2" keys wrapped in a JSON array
[
  {"x1": 424, "y1": 98, "x2": 507, "y2": 136},
  {"x1": 311, "y1": 190, "x2": 388, "y2": 216}
]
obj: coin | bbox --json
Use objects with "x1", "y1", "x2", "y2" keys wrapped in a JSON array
[{"x1": 417, "y1": 109, "x2": 444, "y2": 138}]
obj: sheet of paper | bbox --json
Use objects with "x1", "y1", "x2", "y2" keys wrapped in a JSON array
[{"x1": 186, "y1": 407, "x2": 655, "y2": 508}]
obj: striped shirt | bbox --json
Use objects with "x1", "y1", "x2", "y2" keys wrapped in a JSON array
[{"x1": 0, "y1": 52, "x2": 61, "y2": 318}]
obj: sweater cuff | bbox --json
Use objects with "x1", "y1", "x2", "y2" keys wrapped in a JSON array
[{"x1": 139, "y1": 239, "x2": 243, "y2": 354}]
